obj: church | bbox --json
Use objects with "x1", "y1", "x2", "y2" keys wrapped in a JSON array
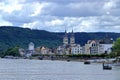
[{"x1": 57, "y1": 29, "x2": 83, "y2": 55}]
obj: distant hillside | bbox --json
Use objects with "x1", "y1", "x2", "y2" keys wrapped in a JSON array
[
  {"x1": 0, "y1": 26, "x2": 120, "y2": 52},
  {"x1": 0, "y1": 26, "x2": 62, "y2": 52}
]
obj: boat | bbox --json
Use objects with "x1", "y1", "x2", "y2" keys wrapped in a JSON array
[
  {"x1": 67, "y1": 59, "x2": 70, "y2": 62},
  {"x1": 103, "y1": 63, "x2": 112, "y2": 70},
  {"x1": 84, "y1": 61, "x2": 90, "y2": 64},
  {"x1": 38, "y1": 56, "x2": 44, "y2": 60},
  {"x1": 102, "y1": 55, "x2": 112, "y2": 70}
]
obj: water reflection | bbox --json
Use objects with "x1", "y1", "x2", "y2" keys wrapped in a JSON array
[{"x1": 0, "y1": 59, "x2": 119, "y2": 80}]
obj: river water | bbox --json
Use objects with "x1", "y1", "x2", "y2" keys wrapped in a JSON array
[{"x1": 0, "y1": 59, "x2": 120, "y2": 80}]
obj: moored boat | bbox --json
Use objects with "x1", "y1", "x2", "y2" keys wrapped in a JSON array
[
  {"x1": 103, "y1": 63, "x2": 112, "y2": 70},
  {"x1": 84, "y1": 61, "x2": 90, "y2": 64}
]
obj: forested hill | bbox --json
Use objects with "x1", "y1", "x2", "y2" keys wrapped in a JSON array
[
  {"x1": 0, "y1": 26, "x2": 120, "y2": 52},
  {"x1": 0, "y1": 26, "x2": 62, "y2": 51}
]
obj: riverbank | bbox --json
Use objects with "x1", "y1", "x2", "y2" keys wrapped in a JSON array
[{"x1": 1, "y1": 55, "x2": 116, "y2": 64}]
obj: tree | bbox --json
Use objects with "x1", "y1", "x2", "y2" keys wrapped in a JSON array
[
  {"x1": 112, "y1": 38, "x2": 120, "y2": 56},
  {"x1": 4, "y1": 47, "x2": 20, "y2": 57}
]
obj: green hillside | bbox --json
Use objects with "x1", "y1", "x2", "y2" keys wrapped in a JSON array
[
  {"x1": 0, "y1": 26, "x2": 62, "y2": 52},
  {"x1": 0, "y1": 26, "x2": 120, "y2": 52}
]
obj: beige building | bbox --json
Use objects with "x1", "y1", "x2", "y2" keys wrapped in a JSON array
[
  {"x1": 84, "y1": 43, "x2": 90, "y2": 54},
  {"x1": 84, "y1": 40, "x2": 99, "y2": 54},
  {"x1": 19, "y1": 48, "x2": 25, "y2": 56},
  {"x1": 63, "y1": 30, "x2": 68, "y2": 45},
  {"x1": 35, "y1": 46, "x2": 53, "y2": 54}
]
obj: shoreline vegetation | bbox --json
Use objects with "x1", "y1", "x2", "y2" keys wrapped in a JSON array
[{"x1": 0, "y1": 53, "x2": 116, "y2": 64}]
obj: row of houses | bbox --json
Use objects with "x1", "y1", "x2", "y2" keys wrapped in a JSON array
[
  {"x1": 56, "y1": 30, "x2": 114, "y2": 55},
  {"x1": 19, "y1": 30, "x2": 114, "y2": 57},
  {"x1": 19, "y1": 42, "x2": 54, "y2": 57}
]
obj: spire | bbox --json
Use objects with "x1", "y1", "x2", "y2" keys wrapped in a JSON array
[
  {"x1": 65, "y1": 26, "x2": 67, "y2": 33},
  {"x1": 64, "y1": 29, "x2": 67, "y2": 37},
  {"x1": 63, "y1": 28, "x2": 68, "y2": 45},
  {"x1": 70, "y1": 29, "x2": 75, "y2": 45},
  {"x1": 71, "y1": 29, "x2": 74, "y2": 37},
  {"x1": 65, "y1": 29, "x2": 67, "y2": 33}
]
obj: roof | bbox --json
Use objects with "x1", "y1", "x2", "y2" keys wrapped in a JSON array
[{"x1": 99, "y1": 38, "x2": 113, "y2": 44}]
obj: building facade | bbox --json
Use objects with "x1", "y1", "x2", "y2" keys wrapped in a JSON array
[
  {"x1": 83, "y1": 37, "x2": 114, "y2": 54},
  {"x1": 99, "y1": 37, "x2": 114, "y2": 54},
  {"x1": 56, "y1": 29, "x2": 83, "y2": 55}
]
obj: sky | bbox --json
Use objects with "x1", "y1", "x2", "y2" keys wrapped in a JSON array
[{"x1": 0, "y1": 0, "x2": 120, "y2": 32}]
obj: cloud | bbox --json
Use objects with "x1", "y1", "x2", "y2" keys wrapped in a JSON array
[
  {"x1": 0, "y1": 15, "x2": 13, "y2": 26},
  {"x1": 0, "y1": 0, "x2": 23, "y2": 13},
  {"x1": 0, "y1": 0, "x2": 120, "y2": 32},
  {"x1": 21, "y1": 15, "x2": 120, "y2": 32}
]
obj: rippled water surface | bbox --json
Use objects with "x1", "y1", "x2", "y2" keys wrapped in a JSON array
[{"x1": 0, "y1": 59, "x2": 120, "y2": 80}]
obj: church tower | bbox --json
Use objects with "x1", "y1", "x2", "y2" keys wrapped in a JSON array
[
  {"x1": 63, "y1": 29, "x2": 68, "y2": 45},
  {"x1": 70, "y1": 29, "x2": 75, "y2": 45}
]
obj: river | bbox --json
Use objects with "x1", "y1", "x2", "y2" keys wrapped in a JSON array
[{"x1": 0, "y1": 59, "x2": 120, "y2": 80}]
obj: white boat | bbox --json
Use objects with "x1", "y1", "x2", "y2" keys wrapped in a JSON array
[{"x1": 103, "y1": 63, "x2": 112, "y2": 70}]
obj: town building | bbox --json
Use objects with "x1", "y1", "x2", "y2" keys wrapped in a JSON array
[
  {"x1": 19, "y1": 42, "x2": 35, "y2": 57},
  {"x1": 84, "y1": 40, "x2": 99, "y2": 54},
  {"x1": 83, "y1": 36, "x2": 114, "y2": 54},
  {"x1": 35, "y1": 46, "x2": 53, "y2": 55},
  {"x1": 99, "y1": 37, "x2": 114, "y2": 54},
  {"x1": 19, "y1": 31, "x2": 114, "y2": 57},
  {"x1": 56, "y1": 29, "x2": 83, "y2": 55},
  {"x1": 28, "y1": 42, "x2": 35, "y2": 51},
  {"x1": 19, "y1": 48, "x2": 25, "y2": 56}
]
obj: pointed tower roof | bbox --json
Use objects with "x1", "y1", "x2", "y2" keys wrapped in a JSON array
[
  {"x1": 71, "y1": 29, "x2": 74, "y2": 37},
  {"x1": 64, "y1": 29, "x2": 67, "y2": 37}
]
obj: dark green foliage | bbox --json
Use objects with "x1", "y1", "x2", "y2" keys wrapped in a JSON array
[
  {"x1": 109, "y1": 52, "x2": 117, "y2": 58},
  {"x1": 113, "y1": 38, "x2": 120, "y2": 51},
  {"x1": 1, "y1": 47, "x2": 20, "y2": 57},
  {"x1": 0, "y1": 26, "x2": 62, "y2": 52},
  {"x1": 112, "y1": 38, "x2": 120, "y2": 56},
  {"x1": 0, "y1": 26, "x2": 120, "y2": 53}
]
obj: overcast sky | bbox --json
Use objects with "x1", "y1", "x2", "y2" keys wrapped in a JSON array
[{"x1": 0, "y1": 0, "x2": 120, "y2": 32}]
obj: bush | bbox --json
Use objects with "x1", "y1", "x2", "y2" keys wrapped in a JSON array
[{"x1": 4, "y1": 47, "x2": 20, "y2": 57}]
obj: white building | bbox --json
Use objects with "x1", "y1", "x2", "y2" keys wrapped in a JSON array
[
  {"x1": 99, "y1": 38, "x2": 114, "y2": 54},
  {"x1": 28, "y1": 42, "x2": 35, "y2": 51},
  {"x1": 19, "y1": 42, "x2": 35, "y2": 57},
  {"x1": 71, "y1": 44, "x2": 83, "y2": 54}
]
